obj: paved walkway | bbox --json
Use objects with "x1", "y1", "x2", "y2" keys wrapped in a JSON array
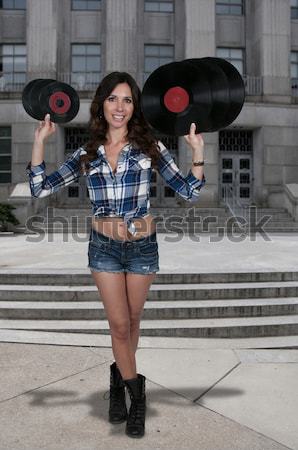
[
  {"x1": 1, "y1": 231, "x2": 298, "y2": 272},
  {"x1": 0, "y1": 232, "x2": 298, "y2": 449}
]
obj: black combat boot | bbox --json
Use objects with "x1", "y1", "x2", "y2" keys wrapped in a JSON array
[
  {"x1": 108, "y1": 361, "x2": 127, "y2": 424},
  {"x1": 123, "y1": 374, "x2": 146, "y2": 438}
]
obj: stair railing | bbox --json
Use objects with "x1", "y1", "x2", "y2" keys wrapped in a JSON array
[{"x1": 223, "y1": 185, "x2": 249, "y2": 231}]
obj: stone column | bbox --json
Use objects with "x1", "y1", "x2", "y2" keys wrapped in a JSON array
[
  {"x1": 252, "y1": 0, "x2": 291, "y2": 102},
  {"x1": 183, "y1": 0, "x2": 216, "y2": 205},
  {"x1": 104, "y1": 0, "x2": 138, "y2": 78},
  {"x1": 184, "y1": 0, "x2": 216, "y2": 58},
  {"x1": 27, "y1": 0, "x2": 59, "y2": 79}
]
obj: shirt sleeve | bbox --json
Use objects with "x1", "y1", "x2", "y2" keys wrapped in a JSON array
[
  {"x1": 25, "y1": 148, "x2": 84, "y2": 198},
  {"x1": 156, "y1": 140, "x2": 206, "y2": 202}
]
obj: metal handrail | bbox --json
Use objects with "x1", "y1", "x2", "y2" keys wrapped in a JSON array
[{"x1": 223, "y1": 184, "x2": 249, "y2": 229}]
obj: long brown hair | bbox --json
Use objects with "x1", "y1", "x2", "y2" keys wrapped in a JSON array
[{"x1": 79, "y1": 71, "x2": 161, "y2": 173}]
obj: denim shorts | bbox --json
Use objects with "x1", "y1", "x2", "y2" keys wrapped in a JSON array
[{"x1": 87, "y1": 228, "x2": 159, "y2": 274}]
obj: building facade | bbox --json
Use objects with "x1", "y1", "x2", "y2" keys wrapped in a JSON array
[{"x1": 0, "y1": 0, "x2": 298, "y2": 225}]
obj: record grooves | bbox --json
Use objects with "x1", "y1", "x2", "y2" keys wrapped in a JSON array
[
  {"x1": 141, "y1": 57, "x2": 245, "y2": 136},
  {"x1": 22, "y1": 79, "x2": 80, "y2": 123}
]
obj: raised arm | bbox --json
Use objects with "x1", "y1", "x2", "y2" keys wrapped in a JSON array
[
  {"x1": 156, "y1": 125, "x2": 206, "y2": 202},
  {"x1": 26, "y1": 114, "x2": 83, "y2": 198}
]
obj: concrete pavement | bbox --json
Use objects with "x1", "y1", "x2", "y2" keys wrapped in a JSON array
[
  {"x1": 0, "y1": 231, "x2": 298, "y2": 272},
  {"x1": 0, "y1": 232, "x2": 298, "y2": 449},
  {"x1": 0, "y1": 342, "x2": 297, "y2": 450}
]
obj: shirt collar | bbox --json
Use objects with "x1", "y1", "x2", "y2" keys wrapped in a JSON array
[{"x1": 96, "y1": 143, "x2": 131, "y2": 158}]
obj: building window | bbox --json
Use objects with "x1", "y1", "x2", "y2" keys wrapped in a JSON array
[
  {"x1": 65, "y1": 127, "x2": 89, "y2": 153},
  {"x1": 71, "y1": 0, "x2": 101, "y2": 10},
  {"x1": 71, "y1": 44, "x2": 101, "y2": 90},
  {"x1": 144, "y1": 0, "x2": 174, "y2": 12},
  {"x1": 144, "y1": 44, "x2": 174, "y2": 83},
  {"x1": 291, "y1": 51, "x2": 298, "y2": 93},
  {"x1": 219, "y1": 130, "x2": 252, "y2": 152},
  {"x1": 291, "y1": 51, "x2": 298, "y2": 78},
  {"x1": 291, "y1": 0, "x2": 298, "y2": 19},
  {"x1": 216, "y1": 47, "x2": 244, "y2": 75},
  {"x1": 0, "y1": 44, "x2": 26, "y2": 91},
  {"x1": 0, "y1": 127, "x2": 11, "y2": 183},
  {"x1": 65, "y1": 127, "x2": 89, "y2": 199},
  {"x1": 0, "y1": 0, "x2": 26, "y2": 9},
  {"x1": 149, "y1": 134, "x2": 178, "y2": 200},
  {"x1": 216, "y1": 0, "x2": 243, "y2": 15}
]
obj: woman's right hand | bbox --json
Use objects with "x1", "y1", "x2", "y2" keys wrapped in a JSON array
[{"x1": 34, "y1": 113, "x2": 56, "y2": 143}]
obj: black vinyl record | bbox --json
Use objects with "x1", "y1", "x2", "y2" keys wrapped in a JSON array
[
  {"x1": 39, "y1": 80, "x2": 80, "y2": 123},
  {"x1": 22, "y1": 79, "x2": 55, "y2": 121},
  {"x1": 141, "y1": 60, "x2": 212, "y2": 136},
  {"x1": 200, "y1": 57, "x2": 245, "y2": 129},
  {"x1": 22, "y1": 79, "x2": 80, "y2": 123},
  {"x1": 185, "y1": 58, "x2": 230, "y2": 132},
  {"x1": 141, "y1": 57, "x2": 245, "y2": 136}
]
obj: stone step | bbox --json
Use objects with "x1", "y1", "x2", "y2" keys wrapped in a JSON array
[
  {"x1": 1, "y1": 270, "x2": 297, "y2": 285},
  {"x1": 38, "y1": 212, "x2": 296, "y2": 232},
  {"x1": 1, "y1": 298, "x2": 298, "y2": 320},
  {"x1": 33, "y1": 207, "x2": 296, "y2": 220},
  {"x1": 40, "y1": 218, "x2": 297, "y2": 226},
  {"x1": 51, "y1": 207, "x2": 290, "y2": 214},
  {"x1": 2, "y1": 329, "x2": 298, "y2": 349},
  {"x1": 47, "y1": 209, "x2": 294, "y2": 219},
  {"x1": 40, "y1": 210, "x2": 295, "y2": 220},
  {"x1": 1, "y1": 315, "x2": 298, "y2": 337},
  {"x1": 1, "y1": 281, "x2": 298, "y2": 301},
  {"x1": 41, "y1": 226, "x2": 298, "y2": 235}
]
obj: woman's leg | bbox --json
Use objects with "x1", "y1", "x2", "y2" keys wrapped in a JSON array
[
  {"x1": 91, "y1": 271, "x2": 137, "y2": 380},
  {"x1": 125, "y1": 272, "x2": 157, "y2": 355}
]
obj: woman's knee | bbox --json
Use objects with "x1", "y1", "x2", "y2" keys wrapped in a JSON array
[
  {"x1": 110, "y1": 319, "x2": 131, "y2": 340},
  {"x1": 129, "y1": 314, "x2": 141, "y2": 331}
]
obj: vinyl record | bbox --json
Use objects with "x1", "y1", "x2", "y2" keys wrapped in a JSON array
[
  {"x1": 200, "y1": 57, "x2": 245, "y2": 128},
  {"x1": 39, "y1": 80, "x2": 80, "y2": 123},
  {"x1": 185, "y1": 58, "x2": 230, "y2": 132},
  {"x1": 22, "y1": 79, "x2": 80, "y2": 123},
  {"x1": 22, "y1": 79, "x2": 55, "y2": 121},
  {"x1": 141, "y1": 60, "x2": 212, "y2": 136}
]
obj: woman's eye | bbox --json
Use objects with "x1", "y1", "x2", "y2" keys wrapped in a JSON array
[{"x1": 106, "y1": 97, "x2": 132, "y2": 103}]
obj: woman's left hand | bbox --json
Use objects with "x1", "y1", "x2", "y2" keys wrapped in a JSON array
[{"x1": 183, "y1": 122, "x2": 204, "y2": 152}]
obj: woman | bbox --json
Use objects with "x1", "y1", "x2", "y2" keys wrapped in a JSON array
[{"x1": 26, "y1": 71, "x2": 206, "y2": 438}]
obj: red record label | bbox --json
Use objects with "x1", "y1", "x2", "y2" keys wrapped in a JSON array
[
  {"x1": 163, "y1": 86, "x2": 190, "y2": 113},
  {"x1": 49, "y1": 91, "x2": 71, "y2": 114}
]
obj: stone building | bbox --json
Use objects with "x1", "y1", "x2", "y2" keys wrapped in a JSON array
[{"x1": 0, "y1": 0, "x2": 298, "y2": 229}]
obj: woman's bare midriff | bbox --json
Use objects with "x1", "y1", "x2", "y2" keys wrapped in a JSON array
[{"x1": 91, "y1": 213, "x2": 156, "y2": 241}]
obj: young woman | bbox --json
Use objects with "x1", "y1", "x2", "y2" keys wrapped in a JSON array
[{"x1": 26, "y1": 71, "x2": 206, "y2": 438}]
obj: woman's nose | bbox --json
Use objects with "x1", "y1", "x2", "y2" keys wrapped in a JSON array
[{"x1": 116, "y1": 100, "x2": 124, "y2": 110}]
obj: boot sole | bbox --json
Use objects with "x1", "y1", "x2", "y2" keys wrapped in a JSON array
[
  {"x1": 125, "y1": 430, "x2": 145, "y2": 438},
  {"x1": 109, "y1": 415, "x2": 127, "y2": 424}
]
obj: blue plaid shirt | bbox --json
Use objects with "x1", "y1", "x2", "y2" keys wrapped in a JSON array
[{"x1": 26, "y1": 141, "x2": 206, "y2": 234}]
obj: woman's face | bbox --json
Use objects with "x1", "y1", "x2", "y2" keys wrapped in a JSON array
[{"x1": 103, "y1": 82, "x2": 134, "y2": 131}]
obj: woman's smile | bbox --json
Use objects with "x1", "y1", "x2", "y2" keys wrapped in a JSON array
[{"x1": 103, "y1": 82, "x2": 134, "y2": 129}]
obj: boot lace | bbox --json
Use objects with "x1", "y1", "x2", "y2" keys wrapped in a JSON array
[
  {"x1": 109, "y1": 386, "x2": 125, "y2": 408},
  {"x1": 128, "y1": 399, "x2": 146, "y2": 425},
  {"x1": 104, "y1": 385, "x2": 124, "y2": 397}
]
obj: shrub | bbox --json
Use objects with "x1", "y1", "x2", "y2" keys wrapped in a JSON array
[{"x1": 0, "y1": 203, "x2": 20, "y2": 231}]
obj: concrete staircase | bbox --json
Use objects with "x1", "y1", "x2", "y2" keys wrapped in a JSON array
[
  {"x1": 25, "y1": 206, "x2": 298, "y2": 234},
  {"x1": 1, "y1": 271, "x2": 298, "y2": 338}
]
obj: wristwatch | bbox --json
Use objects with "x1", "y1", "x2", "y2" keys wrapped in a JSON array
[{"x1": 192, "y1": 160, "x2": 204, "y2": 166}]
